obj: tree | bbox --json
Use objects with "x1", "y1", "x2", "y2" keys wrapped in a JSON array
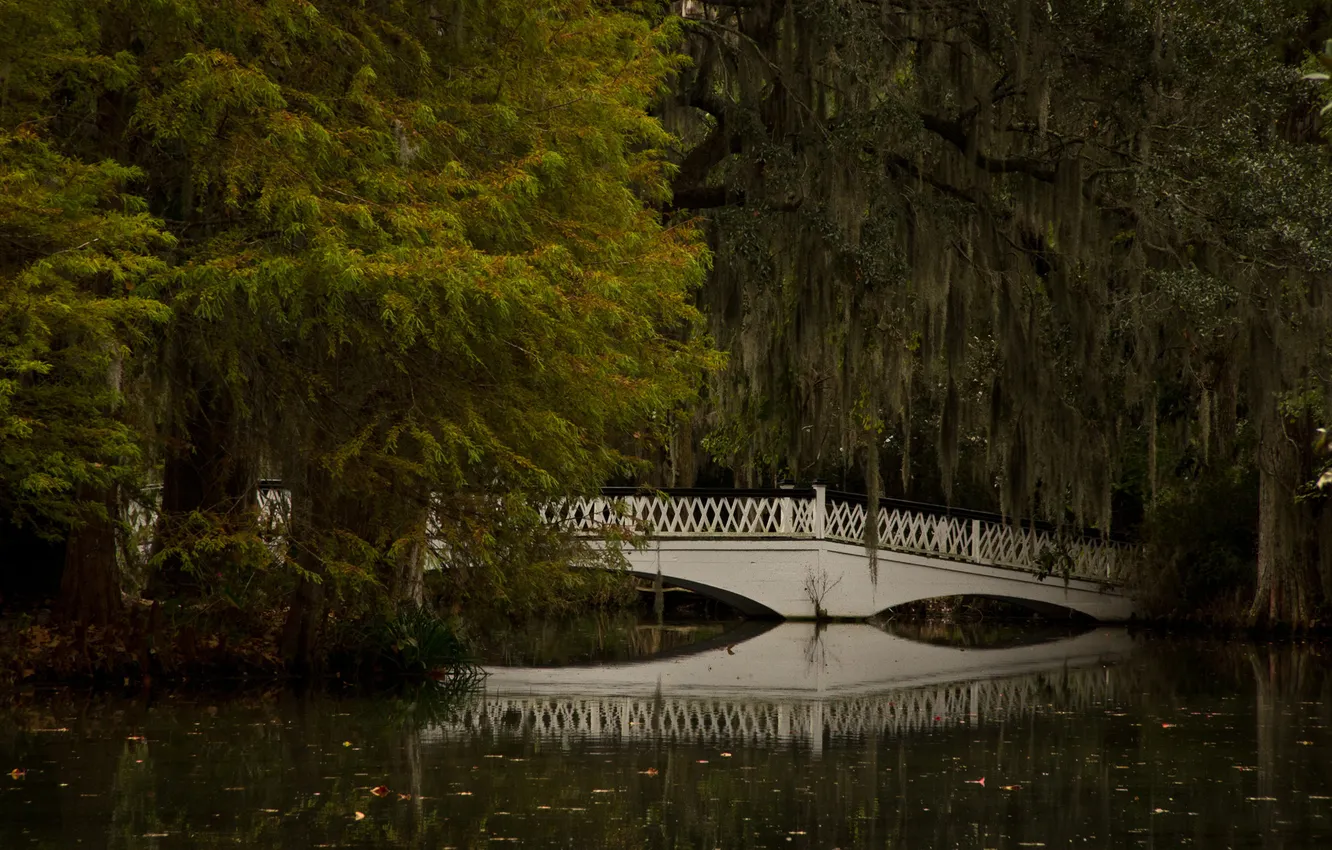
[
  {"x1": 0, "y1": 0, "x2": 170, "y2": 623},
  {"x1": 3, "y1": 0, "x2": 714, "y2": 653},
  {"x1": 663, "y1": 0, "x2": 1332, "y2": 625}
]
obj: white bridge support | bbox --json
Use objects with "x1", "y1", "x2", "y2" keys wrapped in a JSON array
[{"x1": 554, "y1": 485, "x2": 1136, "y2": 621}]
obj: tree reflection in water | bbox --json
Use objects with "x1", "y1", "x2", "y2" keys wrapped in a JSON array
[{"x1": 3, "y1": 631, "x2": 1332, "y2": 848}]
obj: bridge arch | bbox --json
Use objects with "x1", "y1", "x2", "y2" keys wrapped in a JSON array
[
  {"x1": 628, "y1": 569, "x2": 782, "y2": 618},
  {"x1": 612, "y1": 537, "x2": 1133, "y2": 621},
  {"x1": 561, "y1": 487, "x2": 1135, "y2": 621},
  {"x1": 873, "y1": 593, "x2": 1096, "y2": 621}
]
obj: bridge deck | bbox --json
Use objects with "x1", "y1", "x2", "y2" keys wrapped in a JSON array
[{"x1": 548, "y1": 486, "x2": 1135, "y2": 621}]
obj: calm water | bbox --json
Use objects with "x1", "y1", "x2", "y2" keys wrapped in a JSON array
[{"x1": 4, "y1": 620, "x2": 1332, "y2": 848}]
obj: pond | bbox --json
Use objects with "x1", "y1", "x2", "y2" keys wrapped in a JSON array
[{"x1": 4, "y1": 619, "x2": 1332, "y2": 848}]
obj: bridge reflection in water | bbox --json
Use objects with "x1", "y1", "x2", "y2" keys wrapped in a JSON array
[{"x1": 427, "y1": 623, "x2": 1133, "y2": 755}]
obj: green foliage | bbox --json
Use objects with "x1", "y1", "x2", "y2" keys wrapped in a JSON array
[
  {"x1": 335, "y1": 607, "x2": 474, "y2": 681},
  {"x1": 1, "y1": 0, "x2": 716, "y2": 655},
  {"x1": 0, "y1": 130, "x2": 169, "y2": 531},
  {"x1": 661, "y1": 1, "x2": 1332, "y2": 623},
  {"x1": 1139, "y1": 466, "x2": 1260, "y2": 621}
]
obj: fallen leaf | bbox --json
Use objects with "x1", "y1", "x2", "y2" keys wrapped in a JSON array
[
  {"x1": 354, "y1": 811, "x2": 365, "y2": 821},
  {"x1": 639, "y1": 768, "x2": 659, "y2": 776},
  {"x1": 397, "y1": 793, "x2": 412, "y2": 801},
  {"x1": 697, "y1": 760, "x2": 709, "y2": 764},
  {"x1": 965, "y1": 777, "x2": 986, "y2": 787},
  {"x1": 720, "y1": 752, "x2": 732, "y2": 758},
  {"x1": 8, "y1": 769, "x2": 25, "y2": 780},
  {"x1": 127, "y1": 735, "x2": 147, "y2": 742},
  {"x1": 370, "y1": 786, "x2": 390, "y2": 798},
  {"x1": 343, "y1": 741, "x2": 352, "y2": 748},
  {"x1": 1161, "y1": 723, "x2": 1175, "y2": 729}
]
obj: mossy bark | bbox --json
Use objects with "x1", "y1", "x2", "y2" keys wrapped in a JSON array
[{"x1": 1250, "y1": 414, "x2": 1322, "y2": 628}]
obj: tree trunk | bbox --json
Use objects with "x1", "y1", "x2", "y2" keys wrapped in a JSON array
[
  {"x1": 675, "y1": 417, "x2": 697, "y2": 488},
  {"x1": 389, "y1": 510, "x2": 427, "y2": 610},
  {"x1": 281, "y1": 556, "x2": 327, "y2": 673},
  {"x1": 281, "y1": 466, "x2": 330, "y2": 672},
  {"x1": 149, "y1": 376, "x2": 256, "y2": 598},
  {"x1": 1250, "y1": 413, "x2": 1320, "y2": 628},
  {"x1": 58, "y1": 485, "x2": 122, "y2": 625}
]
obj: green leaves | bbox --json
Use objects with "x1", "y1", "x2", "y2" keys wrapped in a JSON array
[{"x1": 2, "y1": 0, "x2": 714, "y2": 629}]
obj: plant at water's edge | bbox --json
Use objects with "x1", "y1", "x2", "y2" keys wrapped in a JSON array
[
  {"x1": 803, "y1": 565, "x2": 843, "y2": 620},
  {"x1": 330, "y1": 607, "x2": 479, "y2": 685}
]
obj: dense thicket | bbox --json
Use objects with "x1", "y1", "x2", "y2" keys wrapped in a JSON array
[
  {"x1": 0, "y1": 0, "x2": 711, "y2": 664},
  {"x1": 662, "y1": 0, "x2": 1332, "y2": 625}
]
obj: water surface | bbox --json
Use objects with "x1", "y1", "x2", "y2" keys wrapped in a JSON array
[{"x1": 4, "y1": 621, "x2": 1332, "y2": 848}]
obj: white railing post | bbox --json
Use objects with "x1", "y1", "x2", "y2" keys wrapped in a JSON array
[
  {"x1": 779, "y1": 482, "x2": 794, "y2": 534},
  {"x1": 970, "y1": 519, "x2": 981, "y2": 562},
  {"x1": 813, "y1": 483, "x2": 826, "y2": 540}
]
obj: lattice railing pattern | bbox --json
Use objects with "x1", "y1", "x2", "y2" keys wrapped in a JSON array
[
  {"x1": 545, "y1": 494, "x2": 814, "y2": 538},
  {"x1": 126, "y1": 485, "x2": 1130, "y2": 582},
  {"x1": 124, "y1": 484, "x2": 292, "y2": 563},
  {"x1": 423, "y1": 669, "x2": 1115, "y2": 746},
  {"x1": 555, "y1": 490, "x2": 1130, "y2": 581},
  {"x1": 819, "y1": 495, "x2": 1124, "y2": 581}
]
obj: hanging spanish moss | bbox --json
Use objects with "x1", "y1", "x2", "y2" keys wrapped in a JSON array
[{"x1": 664, "y1": 0, "x2": 1332, "y2": 622}]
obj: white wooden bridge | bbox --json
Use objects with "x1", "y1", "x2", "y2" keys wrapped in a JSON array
[
  {"x1": 426, "y1": 623, "x2": 1132, "y2": 753},
  {"x1": 128, "y1": 483, "x2": 1134, "y2": 620},
  {"x1": 549, "y1": 486, "x2": 1135, "y2": 621}
]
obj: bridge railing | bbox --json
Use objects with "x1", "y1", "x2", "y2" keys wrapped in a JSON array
[
  {"x1": 544, "y1": 488, "x2": 818, "y2": 538},
  {"x1": 553, "y1": 486, "x2": 1130, "y2": 582},
  {"x1": 126, "y1": 483, "x2": 1128, "y2": 582}
]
